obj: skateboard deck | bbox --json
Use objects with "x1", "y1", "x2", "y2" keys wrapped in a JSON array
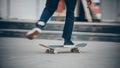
[{"x1": 39, "y1": 43, "x2": 87, "y2": 54}]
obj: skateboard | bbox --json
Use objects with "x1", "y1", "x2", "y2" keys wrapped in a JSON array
[{"x1": 39, "y1": 43, "x2": 87, "y2": 54}]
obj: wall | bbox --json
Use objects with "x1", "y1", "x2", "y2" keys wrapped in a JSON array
[
  {"x1": 10, "y1": 0, "x2": 37, "y2": 20},
  {"x1": 0, "y1": 0, "x2": 8, "y2": 19},
  {"x1": 117, "y1": 0, "x2": 120, "y2": 21},
  {"x1": 0, "y1": 0, "x2": 46, "y2": 20},
  {"x1": 101, "y1": 0, "x2": 120, "y2": 22}
]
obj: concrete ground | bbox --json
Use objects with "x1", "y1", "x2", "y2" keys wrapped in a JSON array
[{"x1": 0, "y1": 37, "x2": 120, "y2": 68}]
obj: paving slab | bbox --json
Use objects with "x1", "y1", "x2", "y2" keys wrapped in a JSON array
[{"x1": 0, "y1": 37, "x2": 120, "y2": 68}]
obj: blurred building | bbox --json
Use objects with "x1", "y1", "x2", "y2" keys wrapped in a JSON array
[
  {"x1": 0, "y1": 0, "x2": 120, "y2": 22},
  {"x1": 0, "y1": 0, "x2": 120, "y2": 42}
]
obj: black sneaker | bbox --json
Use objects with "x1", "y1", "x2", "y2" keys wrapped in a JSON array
[{"x1": 64, "y1": 40, "x2": 75, "y2": 47}]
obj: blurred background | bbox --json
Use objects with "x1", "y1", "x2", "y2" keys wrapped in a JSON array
[
  {"x1": 0, "y1": 0, "x2": 120, "y2": 42},
  {"x1": 0, "y1": 0, "x2": 120, "y2": 22}
]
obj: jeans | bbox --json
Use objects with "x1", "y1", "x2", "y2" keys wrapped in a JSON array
[{"x1": 37, "y1": 0, "x2": 77, "y2": 40}]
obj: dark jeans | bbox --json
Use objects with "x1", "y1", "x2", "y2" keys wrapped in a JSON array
[{"x1": 37, "y1": 0, "x2": 77, "y2": 40}]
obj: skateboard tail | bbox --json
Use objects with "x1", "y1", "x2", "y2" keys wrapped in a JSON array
[{"x1": 39, "y1": 44, "x2": 49, "y2": 48}]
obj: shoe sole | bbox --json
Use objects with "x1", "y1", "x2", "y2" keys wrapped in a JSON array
[{"x1": 26, "y1": 30, "x2": 40, "y2": 40}]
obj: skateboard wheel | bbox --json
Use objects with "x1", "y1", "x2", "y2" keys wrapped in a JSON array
[
  {"x1": 45, "y1": 49, "x2": 50, "y2": 53},
  {"x1": 71, "y1": 48, "x2": 80, "y2": 53},
  {"x1": 71, "y1": 48, "x2": 74, "y2": 52},
  {"x1": 53, "y1": 50, "x2": 58, "y2": 54},
  {"x1": 50, "y1": 49, "x2": 58, "y2": 54},
  {"x1": 47, "y1": 49, "x2": 57, "y2": 54}
]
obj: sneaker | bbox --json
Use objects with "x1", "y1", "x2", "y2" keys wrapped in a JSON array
[
  {"x1": 26, "y1": 28, "x2": 42, "y2": 40},
  {"x1": 64, "y1": 40, "x2": 75, "y2": 47}
]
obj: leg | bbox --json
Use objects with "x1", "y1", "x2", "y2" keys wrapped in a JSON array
[
  {"x1": 36, "y1": 0, "x2": 59, "y2": 29},
  {"x1": 62, "y1": 0, "x2": 77, "y2": 45},
  {"x1": 26, "y1": 0, "x2": 59, "y2": 40},
  {"x1": 38, "y1": 0, "x2": 59, "y2": 23},
  {"x1": 78, "y1": 0, "x2": 86, "y2": 22}
]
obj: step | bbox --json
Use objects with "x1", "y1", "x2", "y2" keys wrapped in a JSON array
[
  {"x1": 0, "y1": 29, "x2": 120, "y2": 42},
  {"x1": 0, "y1": 21, "x2": 120, "y2": 34}
]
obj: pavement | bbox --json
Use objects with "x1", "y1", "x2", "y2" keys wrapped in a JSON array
[{"x1": 0, "y1": 37, "x2": 120, "y2": 68}]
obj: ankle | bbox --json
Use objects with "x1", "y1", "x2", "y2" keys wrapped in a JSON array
[
  {"x1": 37, "y1": 21, "x2": 45, "y2": 26},
  {"x1": 36, "y1": 21, "x2": 45, "y2": 29}
]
